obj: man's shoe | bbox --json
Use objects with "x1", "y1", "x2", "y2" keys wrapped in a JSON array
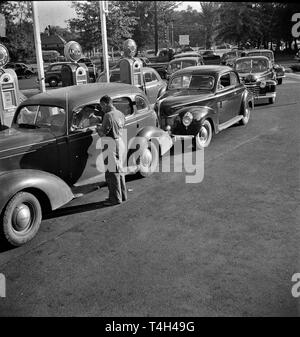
[{"x1": 103, "y1": 200, "x2": 121, "y2": 206}]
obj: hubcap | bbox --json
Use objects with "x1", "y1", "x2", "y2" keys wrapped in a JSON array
[
  {"x1": 141, "y1": 149, "x2": 152, "y2": 168},
  {"x1": 12, "y1": 203, "x2": 32, "y2": 232},
  {"x1": 199, "y1": 126, "x2": 208, "y2": 142}
]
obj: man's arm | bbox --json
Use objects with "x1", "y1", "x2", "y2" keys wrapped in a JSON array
[{"x1": 97, "y1": 114, "x2": 112, "y2": 137}]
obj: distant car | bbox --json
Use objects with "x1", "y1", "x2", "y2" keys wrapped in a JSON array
[
  {"x1": 97, "y1": 67, "x2": 167, "y2": 104},
  {"x1": 242, "y1": 49, "x2": 285, "y2": 85},
  {"x1": 5, "y1": 62, "x2": 35, "y2": 79},
  {"x1": 156, "y1": 65, "x2": 254, "y2": 148},
  {"x1": 199, "y1": 50, "x2": 221, "y2": 65},
  {"x1": 166, "y1": 57, "x2": 204, "y2": 79},
  {"x1": 0, "y1": 82, "x2": 172, "y2": 246},
  {"x1": 221, "y1": 50, "x2": 244, "y2": 65},
  {"x1": 233, "y1": 56, "x2": 277, "y2": 104},
  {"x1": 142, "y1": 49, "x2": 156, "y2": 58},
  {"x1": 45, "y1": 62, "x2": 91, "y2": 87}
]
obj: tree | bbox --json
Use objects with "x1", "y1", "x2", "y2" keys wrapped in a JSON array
[
  {"x1": 68, "y1": 1, "x2": 138, "y2": 53},
  {"x1": 199, "y1": 2, "x2": 221, "y2": 49},
  {"x1": 0, "y1": 1, "x2": 34, "y2": 61}
]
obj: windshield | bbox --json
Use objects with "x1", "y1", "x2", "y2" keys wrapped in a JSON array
[
  {"x1": 16, "y1": 105, "x2": 66, "y2": 131},
  {"x1": 235, "y1": 58, "x2": 269, "y2": 73},
  {"x1": 247, "y1": 51, "x2": 273, "y2": 60},
  {"x1": 168, "y1": 74, "x2": 215, "y2": 90},
  {"x1": 169, "y1": 60, "x2": 196, "y2": 72}
]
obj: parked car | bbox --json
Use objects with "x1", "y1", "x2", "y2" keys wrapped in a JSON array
[
  {"x1": 5, "y1": 62, "x2": 35, "y2": 79},
  {"x1": 233, "y1": 56, "x2": 277, "y2": 104},
  {"x1": 173, "y1": 51, "x2": 203, "y2": 61},
  {"x1": 242, "y1": 49, "x2": 285, "y2": 85},
  {"x1": 155, "y1": 65, "x2": 254, "y2": 149},
  {"x1": 0, "y1": 82, "x2": 172, "y2": 246},
  {"x1": 97, "y1": 67, "x2": 167, "y2": 104},
  {"x1": 199, "y1": 50, "x2": 221, "y2": 65},
  {"x1": 166, "y1": 56, "x2": 204, "y2": 80},
  {"x1": 221, "y1": 50, "x2": 244, "y2": 65},
  {"x1": 45, "y1": 62, "x2": 93, "y2": 87}
]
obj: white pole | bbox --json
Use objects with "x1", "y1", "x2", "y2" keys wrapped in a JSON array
[
  {"x1": 32, "y1": 1, "x2": 46, "y2": 93},
  {"x1": 99, "y1": 1, "x2": 110, "y2": 83}
]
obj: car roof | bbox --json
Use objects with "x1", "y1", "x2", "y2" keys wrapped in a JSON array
[
  {"x1": 171, "y1": 65, "x2": 233, "y2": 76},
  {"x1": 235, "y1": 56, "x2": 270, "y2": 62},
  {"x1": 110, "y1": 67, "x2": 156, "y2": 73},
  {"x1": 169, "y1": 57, "x2": 199, "y2": 63},
  {"x1": 246, "y1": 49, "x2": 273, "y2": 53},
  {"x1": 20, "y1": 83, "x2": 143, "y2": 111},
  {"x1": 174, "y1": 52, "x2": 200, "y2": 58}
]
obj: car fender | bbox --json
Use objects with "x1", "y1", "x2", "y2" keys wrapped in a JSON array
[
  {"x1": 134, "y1": 126, "x2": 173, "y2": 156},
  {"x1": 241, "y1": 89, "x2": 254, "y2": 112},
  {"x1": 0, "y1": 169, "x2": 74, "y2": 214},
  {"x1": 266, "y1": 79, "x2": 277, "y2": 86},
  {"x1": 175, "y1": 105, "x2": 217, "y2": 132}
]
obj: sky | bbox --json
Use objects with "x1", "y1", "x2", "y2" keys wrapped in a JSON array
[{"x1": 36, "y1": 1, "x2": 201, "y2": 31}]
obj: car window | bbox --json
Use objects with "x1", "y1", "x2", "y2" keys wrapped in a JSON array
[
  {"x1": 169, "y1": 74, "x2": 214, "y2": 91},
  {"x1": 71, "y1": 104, "x2": 103, "y2": 131},
  {"x1": 144, "y1": 72, "x2": 152, "y2": 83},
  {"x1": 218, "y1": 73, "x2": 231, "y2": 90},
  {"x1": 110, "y1": 72, "x2": 121, "y2": 82},
  {"x1": 113, "y1": 97, "x2": 133, "y2": 117},
  {"x1": 182, "y1": 60, "x2": 196, "y2": 68},
  {"x1": 151, "y1": 71, "x2": 158, "y2": 82},
  {"x1": 16, "y1": 105, "x2": 66, "y2": 133},
  {"x1": 135, "y1": 95, "x2": 148, "y2": 111},
  {"x1": 50, "y1": 64, "x2": 62, "y2": 71}
]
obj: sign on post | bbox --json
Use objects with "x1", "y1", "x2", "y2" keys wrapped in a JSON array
[{"x1": 179, "y1": 35, "x2": 189, "y2": 46}]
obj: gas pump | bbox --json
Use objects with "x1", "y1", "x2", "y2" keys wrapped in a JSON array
[
  {"x1": 0, "y1": 44, "x2": 20, "y2": 128},
  {"x1": 61, "y1": 41, "x2": 89, "y2": 87},
  {"x1": 120, "y1": 39, "x2": 145, "y2": 92}
]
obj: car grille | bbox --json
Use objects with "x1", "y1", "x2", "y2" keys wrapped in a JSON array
[{"x1": 246, "y1": 84, "x2": 260, "y2": 97}]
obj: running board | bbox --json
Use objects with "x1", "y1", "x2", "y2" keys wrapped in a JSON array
[{"x1": 218, "y1": 115, "x2": 243, "y2": 132}]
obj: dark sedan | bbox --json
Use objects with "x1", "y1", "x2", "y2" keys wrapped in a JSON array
[
  {"x1": 233, "y1": 56, "x2": 277, "y2": 104},
  {"x1": 0, "y1": 82, "x2": 172, "y2": 246},
  {"x1": 156, "y1": 65, "x2": 254, "y2": 148},
  {"x1": 5, "y1": 62, "x2": 35, "y2": 79}
]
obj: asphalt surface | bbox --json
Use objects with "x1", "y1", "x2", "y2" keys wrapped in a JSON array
[{"x1": 0, "y1": 73, "x2": 299, "y2": 316}]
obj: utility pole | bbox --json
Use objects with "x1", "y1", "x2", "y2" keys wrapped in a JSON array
[
  {"x1": 99, "y1": 1, "x2": 109, "y2": 83},
  {"x1": 171, "y1": 20, "x2": 174, "y2": 48},
  {"x1": 32, "y1": 1, "x2": 45, "y2": 93},
  {"x1": 154, "y1": 1, "x2": 158, "y2": 55}
]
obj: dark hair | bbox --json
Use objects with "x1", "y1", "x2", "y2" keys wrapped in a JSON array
[{"x1": 100, "y1": 95, "x2": 112, "y2": 105}]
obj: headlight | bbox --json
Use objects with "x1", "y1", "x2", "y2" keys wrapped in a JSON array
[
  {"x1": 260, "y1": 81, "x2": 266, "y2": 88},
  {"x1": 182, "y1": 112, "x2": 193, "y2": 127}
]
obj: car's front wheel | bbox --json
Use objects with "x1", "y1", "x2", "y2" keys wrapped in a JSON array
[
  {"x1": 277, "y1": 78, "x2": 282, "y2": 85},
  {"x1": 194, "y1": 120, "x2": 213, "y2": 148},
  {"x1": 24, "y1": 71, "x2": 32, "y2": 79},
  {"x1": 48, "y1": 78, "x2": 58, "y2": 87},
  {"x1": 137, "y1": 140, "x2": 159, "y2": 178},
  {"x1": 1, "y1": 192, "x2": 42, "y2": 246}
]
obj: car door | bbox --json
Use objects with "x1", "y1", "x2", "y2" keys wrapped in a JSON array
[
  {"x1": 144, "y1": 69, "x2": 160, "y2": 104},
  {"x1": 216, "y1": 72, "x2": 241, "y2": 124}
]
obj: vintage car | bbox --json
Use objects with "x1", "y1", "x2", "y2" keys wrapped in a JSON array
[
  {"x1": 97, "y1": 67, "x2": 167, "y2": 105},
  {"x1": 173, "y1": 51, "x2": 204, "y2": 63},
  {"x1": 4, "y1": 62, "x2": 35, "y2": 79},
  {"x1": 155, "y1": 65, "x2": 254, "y2": 149},
  {"x1": 166, "y1": 56, "x2": 204, "y2": 80},
  {"x1": 199, "y1": 50, "x2": 221, "y2": 65},
  {"x1": 233, "y1": 56, "x2": 277, "y2": 104},
  {"x1": 242, "y1": 49, "x2": 285, "y2": 85},
  {"x1": 0, "y1": 83, "x2": 172, "y2": 246},
  {"x1": 221, "y1": 50, "x2": 244, "y2": 65}
]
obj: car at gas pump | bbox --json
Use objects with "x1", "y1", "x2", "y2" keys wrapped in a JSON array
[{"x1": 0, "y1": 81, "x2": 173, "y2": 247}]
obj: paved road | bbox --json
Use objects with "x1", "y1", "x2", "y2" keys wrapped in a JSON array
[{"x1": 0, "y1": 74, "x2": 299, "y2": 316}]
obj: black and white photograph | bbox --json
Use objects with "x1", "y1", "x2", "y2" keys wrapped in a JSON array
[{"x1": 0, "y1": 0, "x2": 299, "y2": 324}]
